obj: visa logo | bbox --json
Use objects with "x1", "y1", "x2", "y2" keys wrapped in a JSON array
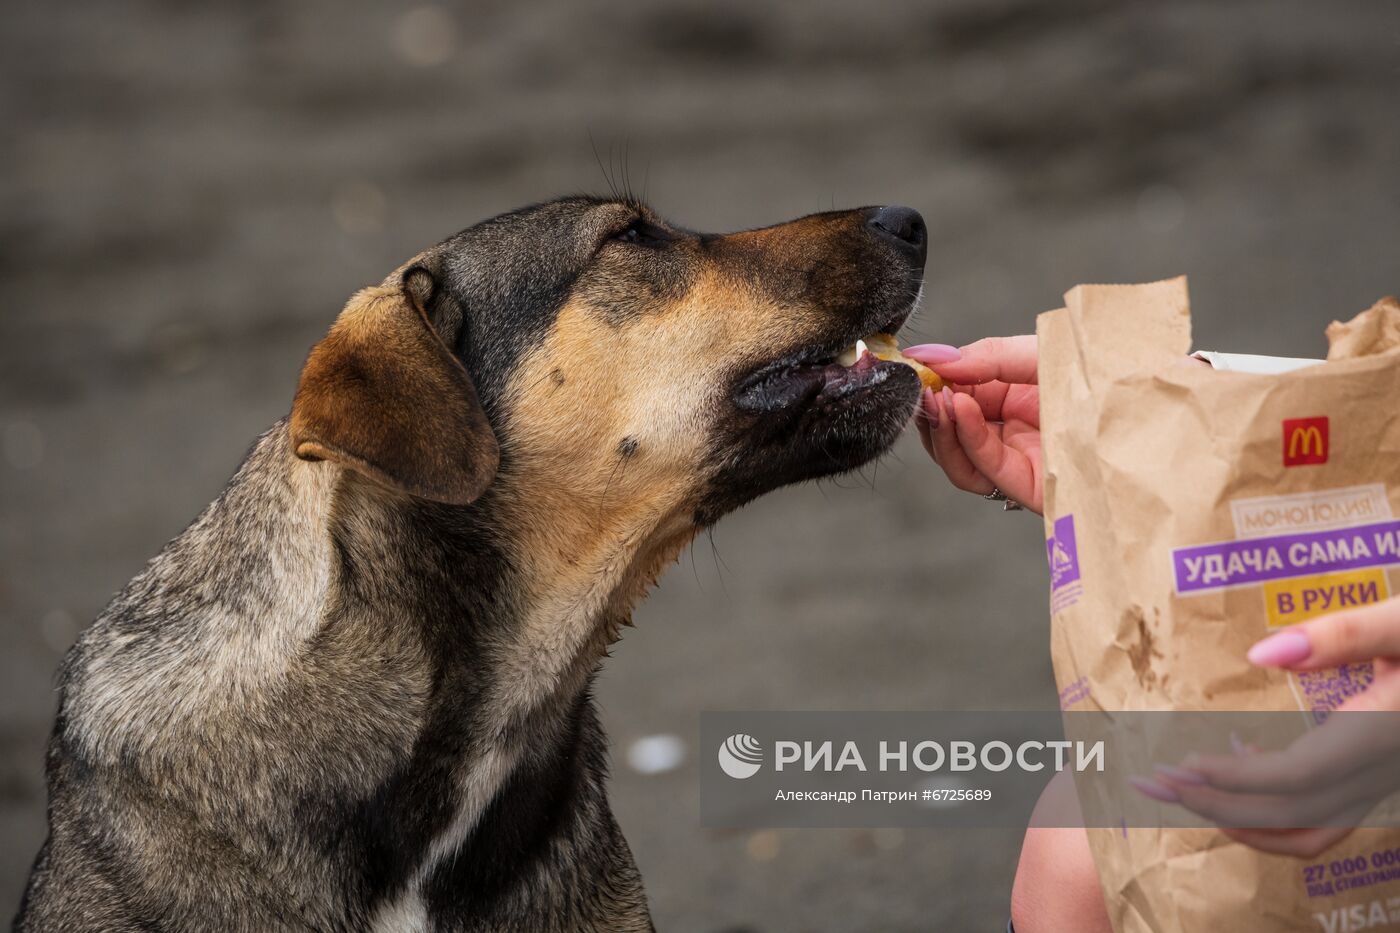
[{"x1": 1314, "y1": 897, "x2": 1400, "y2": 931}]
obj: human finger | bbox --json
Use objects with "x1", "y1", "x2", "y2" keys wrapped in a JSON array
[
  {"x1": 926, "y1": 389, "x2": 996, "y2": 495},
  {"x1": 949, "y1": 392, "x2": 1041, "y2": 510},
  {"x1": 1247, "y1": 598, "x2": 1400, "y2": 671},
  {"x1": 908, "y1": 335, "x2": 1038, "y2": 386}
]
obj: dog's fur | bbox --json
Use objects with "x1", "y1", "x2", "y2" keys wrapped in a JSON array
[{"x1": 15, "y1": 197, "x2": 926, "y2": 932}]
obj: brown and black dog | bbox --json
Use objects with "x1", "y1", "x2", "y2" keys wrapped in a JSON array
[{"x1": 15, "y1": 197, "x2": 927, "y2": 932}]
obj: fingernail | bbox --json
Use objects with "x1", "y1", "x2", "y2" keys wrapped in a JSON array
[
  {"x1": 1154, "y1": 764, "x2": 1207, "y2": 786},
  {"x1": 922, "y1": 388, "x2": 939, "y2": 428},
  {"x1": 1128, "y1": 776, "x2": 1180, "y2": 804},
  {"x1": 904, "y1": 344, "x2": 963, "y2": 364},
  {"x1": 941, "y1": 387, "x2": 957, "y2": 424},
  {"x1": 1247, "y1": 630, "x2": 1312, "y2": 668}
]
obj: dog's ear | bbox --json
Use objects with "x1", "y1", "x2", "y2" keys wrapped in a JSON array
[{"x1": 289, "y1": 266, "x2": 499, "y2": 505}]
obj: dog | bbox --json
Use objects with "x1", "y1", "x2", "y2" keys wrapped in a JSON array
[{"x1": 15, "y1": 196, "x2": 928, "y2": 932}]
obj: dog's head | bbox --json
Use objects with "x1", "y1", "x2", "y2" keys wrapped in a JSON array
[{"x1": 291, "y1": 196, "x2": 926, "y2": 530}]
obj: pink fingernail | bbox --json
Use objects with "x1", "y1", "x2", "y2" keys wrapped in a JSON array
[
  {"x1": 1128, "y1": 776, "x2": 1180, "y2": 804},
  {"x1": 1247, "y1": 630, "x2": 1312, "y2": 667},
  {"x1": 922, "y1": 388, "x2": 939, "y2": 428},
  {"x1": 1154, "y1": 764, "x2": 1207, "y2": 786},
  {"x1": 941, "y1": 387, "x2": 957, "y2": 424},
  {"x1": 904, "y1": 344, "x2": 963, "y2": 364}
]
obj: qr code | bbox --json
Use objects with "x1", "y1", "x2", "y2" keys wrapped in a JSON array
[{"x1": 1299, "y1": 662, "x2": 1374, "y2": 720}]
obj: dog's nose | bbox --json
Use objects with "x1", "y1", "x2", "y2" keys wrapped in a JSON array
[{"x1": 867, "y1": 206, "x2": 927, "y2": 261}]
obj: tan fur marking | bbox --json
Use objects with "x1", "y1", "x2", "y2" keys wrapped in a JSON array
[{"x1": 478, "y1": 270, "x2": 830, "y2": 713}]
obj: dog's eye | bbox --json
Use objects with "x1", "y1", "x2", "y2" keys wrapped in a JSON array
[{"x1": 611, "y1": 221, "x2": 664, "y2": 247}]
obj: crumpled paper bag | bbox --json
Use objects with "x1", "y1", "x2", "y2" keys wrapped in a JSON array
[{"x1": 1038, "y1": 277, "x2": 1400, "y2": 932}]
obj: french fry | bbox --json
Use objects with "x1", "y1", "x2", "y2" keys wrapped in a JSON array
[{"x1": 865, "y1": 333, "x2": 943, "y2": 391}]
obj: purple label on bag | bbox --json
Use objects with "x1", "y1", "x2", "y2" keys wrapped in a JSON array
[
  {"x1": 1047, "y1": 515, "x2": 1083, "y2": 613},
  {"x1": 1047, "y1": 515, "x2": 1081, "y2": 591},
  {"x1": 1172, "y1": 519, "x2": 1400, "y2": 594}
]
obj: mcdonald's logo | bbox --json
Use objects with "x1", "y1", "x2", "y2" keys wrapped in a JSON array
[{"x1": 1283, "y1": 417, "x2": 1328, "y2": 466}]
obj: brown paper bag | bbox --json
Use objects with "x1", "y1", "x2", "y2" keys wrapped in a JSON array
[{"x1": 1038, "y1": 277, "x2": 1400, "y2": 932}]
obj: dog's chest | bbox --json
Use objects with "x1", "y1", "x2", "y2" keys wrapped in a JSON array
[
  {"x1": 369, "y1": 741, "x2": 524, "y2": 932},
  {"x1": 368, "y1": 894, "x2": 431, "y2": 933}
]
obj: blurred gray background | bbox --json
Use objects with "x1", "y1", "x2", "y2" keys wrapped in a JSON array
[{"x1": 3, "y1": 1, "x2": 1398, "y2": 929}]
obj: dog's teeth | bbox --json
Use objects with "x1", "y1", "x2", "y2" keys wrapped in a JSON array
[
  {"x1": 854, "y1": 339, "x2": 869, "y2": 359},
  {"x1": 836, "y1": 343, "x2": 860, "y2": 366}
]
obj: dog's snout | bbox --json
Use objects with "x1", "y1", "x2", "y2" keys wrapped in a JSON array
[{"x1": 867, "y1": 206, "x2": 927, "y2": 262}]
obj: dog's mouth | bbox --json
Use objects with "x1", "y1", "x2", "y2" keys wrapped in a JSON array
[{"x1": 732, "y1": 306, "x2": 932, "y2": 419}]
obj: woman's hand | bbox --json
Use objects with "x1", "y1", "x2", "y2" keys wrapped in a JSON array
[
  {"x1": 1145, "y1": 597, "x2": 1400, "y2": 857},
  {"x1": 907, "y1": 335, "x2": 1043, "y2": 515}
]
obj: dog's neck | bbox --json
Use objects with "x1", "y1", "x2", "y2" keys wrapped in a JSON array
[{"x1": 321, "y1": 434, "x2": 701, "y2": 734}]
